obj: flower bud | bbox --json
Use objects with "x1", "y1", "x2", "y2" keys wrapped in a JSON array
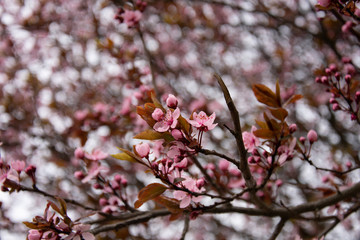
[
  {"x1": 75, "y1": 147, "x2": 85, "y2": 159},
  {"x1": 166, "y1": 94, "x2": 178, "y2": 108},
  {"x1": 332, "y1": 103, "x2": 340, "y2": 111},
  {"x1": 299, "y1": 136, "x2": 306, "y2": 144},
  {"x1": 219, "y1": 159, "x2": 229, "y2": 171},
  {"x1": 275, "y1": 179, "x2": 283, "y2": 187},
  {"x1": 152, "y1": 108, "x2": 164, "y2": 121},
  {"x1": 307, "y1": 130, "x2": 318, "y2": 144},
  {"x1": 171, "y1": 129, "x2": 183, "y2": 140},
  {"x1": 289, "y1": 124, "x2": 297, "y2": 134},
  {"x1": 355, "y1": 91, "x2": 360, "y2": 103},
  {"x1": 99, "y1": 198, "x2": 108, "y2": 206},
  {"x1": 196, "y1": 178, "x2": 205, "y2": 189},
  {"x1": 74, "y1": 171, "x2": 85, "y2": 180},
  {"x1": 345, "y1": 74, "x2": 351, "y2": 83},
  {"x1": 135, "y1": 142, "x2": 150, "y2": 158},
  {"x1": 317, "y1": 0, "x2": 331, "y2": 7}
]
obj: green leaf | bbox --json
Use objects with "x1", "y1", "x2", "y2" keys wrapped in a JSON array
[{"x1": 134, "y1": 183, "x2": 168, "y2": 208}]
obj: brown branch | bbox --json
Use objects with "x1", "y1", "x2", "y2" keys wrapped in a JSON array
[
  {"x1": 20, "y1": 185, "x2": 96, "y2": 211},
  {"x1": 268, "y1": 218, "x2": 287, "y2": 240},
  {"x1": 214, "y1": 73, "x2": 267, "y2": 209},
  {"x1": 318, "y1": 201, "x2": 360, "y2": 238},
  {"x1": 91, "y1": 209, "x2": 170, "y2": 235}
]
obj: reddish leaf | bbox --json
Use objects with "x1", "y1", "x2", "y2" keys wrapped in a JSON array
[
  {"x1": 252, "y1": 84, "x2": 280, "y2": 108},
  {"x1": 263, "y1": 112, "x2": 273, "y2": 130},
  {"x1": 154, "y1": 196, "x2": 181, "y2": 213},
  {"x1": 133, "y1": 129, "x2": 174, "y2": 142},
  {"x1": 275, "y1": 81, "x2": 281, "y2": 107},
  {"x1": 253, "y1": 129, "x2": 275, "y2": 139},
  {"x1": 134, "y1": 183, "x2": 168, "y2": 208},
  {"x1": 23, "y1": 221, "x2": 40, "y2": 229},
  {"x1": 255, "y1": 120, "x2": 267, "y2": 129},
  {"x1": 112, "y1": 147, "x2": 142, "y2": 164},
  {"x1": 269, "y1": 108, "x2": 288, "y2": 121},
  {"x1": 151, "y1": 93, "x2": 165, "y2": 110},
  {"x1": 284, "y1": 94, "x2": 303, "y2": 106}
]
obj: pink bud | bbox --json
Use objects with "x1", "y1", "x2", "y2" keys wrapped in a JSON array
[
  {"x1": 317, "y1": 0, "x2": 331, "y2": 7},
  {"x1": 196, "y1": 178, "x2": 205, "y2": 189},
  {"x1": 171, "y1": 129, "x2": 183, "y2": 140},
  {"x1": 11, "y1": 160, "x2": 25, "y2": 173},
  {"x1": 307, "y1": 130, "x2": 318, "y2": 144},
  {"x1": 75, "y1": 147, "x2": 85, "y2": 159},
  {"x1": 275, "y1": 179, "x2": 283, "y2": 187},
  {"x1": 74, "y1": 171, "x2": 85, "y2": 180},
  {"x1": 121, "y1": 178, "x2": 128, "y2": 187},
  {"x1": 289, "y1": 124, "x2": 297, "y2": 134},
  {"x1": 355, "y1": 91, "x2": 360, "y2": 102},
  {"x1": 152, "y1": 108, "x2": 164, "y2": 121},
  {"x1": 299, "y1": 136, "x2": 306, "y2": 144},
  {"x1": 345, "y1": 74, "x2": 351, "y2": 83},
  {"x1": 321, "y1": 76, "x2": 328, "y2": 84},
  {"x1": 219, "y1": 159, "x2": 229, "y2": 171},
  {"x1": 166, "y1": 94, "x2": 178, "y2": 108},
  {"x1": 135, "y1": 142, "x2": 150, "y2": 158},
  {"x1": 99, "y1": 198, "x2": 108, "y2": 206},
  {"x1": 346, "y1": 161, "x2": 352, "y2": 168},
  {"x1": 28, "y1": 229, "x2": 42, "y2": 240},
  {"x1": 114, "y1": 174, "x2": 122, "y2": 183},
  {"x1": 332, "y1": 103, "x2": 340, "y2": 111}
]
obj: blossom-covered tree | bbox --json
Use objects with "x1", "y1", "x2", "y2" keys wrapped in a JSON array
[{"x1": 1, "y1": 0, "x2": 360, "y2": 239}]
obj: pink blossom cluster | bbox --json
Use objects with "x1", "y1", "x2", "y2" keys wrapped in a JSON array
[
  {"x1": 74, "y1": 148, "x2": 130, "y2": 214},
  {"x1": 26, "y1": 202, "x2": 94, "y2": 240},
  {"x1": 1, "y1": 158, "x2": 36, "y2": 192},
  {"x1": 315, "y1": 59, "x2": 359, "y2": 121},
  {"x1": 132, "y1": 94, "x2": 219, "y2": 208}
]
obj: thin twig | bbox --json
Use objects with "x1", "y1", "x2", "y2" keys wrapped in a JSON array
[
  {"x1": 268, "y1": 218, "x2": 287, "y2": 240},
  {"x1": 180, "y1": 214, "x2": 190, "y2": 240}
]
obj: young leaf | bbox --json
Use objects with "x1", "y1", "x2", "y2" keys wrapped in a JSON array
[
  {"x1": 269, "y1": 108, "x2": 288, "y2": 121},
  {"x1": 253, "y1": 129, "x2": 275, "y2": 139},
  {"x1": 284, "y1": 94, "x2": 303, "y2": 106},
  {"x1": 275, "y1": 81, "x2": 282, "y2": 107},
  {"x1": 55, "y1": 197, "x2": 67, "y2": 216},
  {"x1": 112, "y1": 147, "x2": 142, "y2": 164},
  {"x1": 252, "y1": 84, "x2": 280, "y2": 108},
  {"x1": 134, "y1": 183, "x2": 168, "y2": 208},
  {"x1": 134, "y1": 129, "x2": 174, "y2": 142},
  {"x1": 154, "y1": 195, "x2": 181, "y2": 213}
]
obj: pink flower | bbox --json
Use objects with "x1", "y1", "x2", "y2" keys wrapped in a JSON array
[
  {"x1": 307, "y1": 130, "x2": 318, "y2": 144},
  {"x1": 11, "y1": 160, "x2": 25, "y2": 173},
  {"x1": 64, "y1": 224, "x2": 95, "y2": 240},
  {"x1": 153, "y1": 108, "x2": 180, "y2": 132},
  {"x1": 187, "y1": 111, "x2": 217, "y2": 132},
  {"x1": 27, "y1": 229, "x2": 42, "y2": 240},
  {"x1": 317, "y1": 0, "x2": 331, "y2": 8},
  {"x1": 135, "y1": 142, "x2": 150, "y2": 158},
  {"x1": 74, "y1": 109, "x2": 89, "y2": 121},
  {"x1": 74, "y1": 147, "x2": 85, "y2": 159},
  {"x1": 219, "y1": 159, "x2": 229, "y2": 172},
  {"x1": 152, "y1": 108, "x2": 164, "y2": 121},
  {"x1": 123, "y1": 10, "x2": 142, "y2": 27},
  {"x1": 166, "y1": 94, "x2": 178, "y2": 108},
  {"x1": 81, "y1": 164, "x2": 109, "y2": 183},
  {"x1": 85, "y1": 149, "x2": 108, "y2": 161},
  {"x1": 242, "y1": 126, "x2": 260, "y2": 152},
  {"x1": 173, "y1": 178, "x2": 204, "y2": 208}
]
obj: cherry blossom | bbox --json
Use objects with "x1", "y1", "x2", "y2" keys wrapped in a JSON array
[
  {"x1": 173, "y1": 178, "x2": 205, "y2": 208},
  {"x1": 135, "y1": 142, "x2": 150, "y2": 158},
  {"x1": 153, "y1": 108, "x2": 180, "y2": 132},
  {"x1": 187, "y1": 111, "x2": 217, "y2": 132},
  {"x1": 242, "y1": 126, "x2": 260, "y2": 152}
]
